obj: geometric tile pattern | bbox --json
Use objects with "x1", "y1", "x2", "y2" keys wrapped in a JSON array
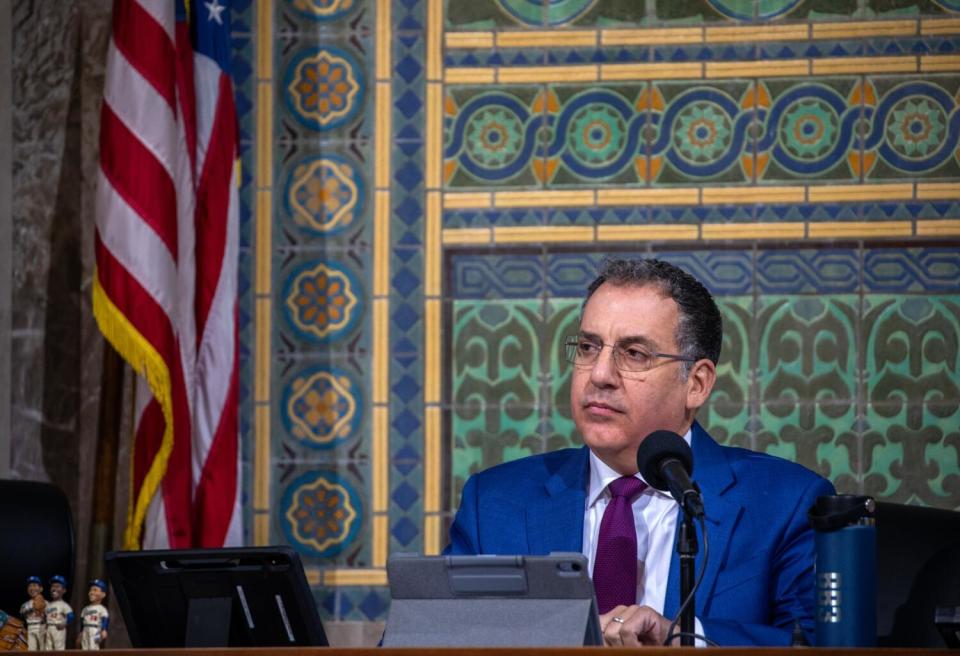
[
  {"x1": 235, "y1": 0, "x2": 960, "y2": 624},
  {"x1": 448, "y1": 248, "x2": 960, "y2": 511}
]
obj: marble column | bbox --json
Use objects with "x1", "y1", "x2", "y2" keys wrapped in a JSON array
[
  {"x1": 9, "y1": 0, "x2": 112, "y2": 617},
  {"x1": 0, "y1": 0, "x2": 13, "y2": 476}
]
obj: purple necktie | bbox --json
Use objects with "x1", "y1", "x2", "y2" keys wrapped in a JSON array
[{"x1": 593, "y1": 476, "x2": 647, "y2": 614}]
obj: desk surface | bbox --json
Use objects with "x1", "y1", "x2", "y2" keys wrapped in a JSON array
[{"x1": 92, "y1": 648, "x2": 955, "y2": 655}]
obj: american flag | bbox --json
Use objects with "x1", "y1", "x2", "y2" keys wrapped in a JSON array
[{"x1": 93, "y1": 0, "x2": 242, "y2": 549}]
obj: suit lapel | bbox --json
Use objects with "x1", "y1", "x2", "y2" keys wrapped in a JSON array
[
  {"x1": 664, "y1": 423, "x2": 742, "y2": 618},
  {"x1": 526, "y1": 446, "x2": 589, "y2": 554}
]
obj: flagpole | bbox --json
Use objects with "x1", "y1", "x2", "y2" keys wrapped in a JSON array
[{"x1": 86, "y1": 341, "x2": 125, "y2": 581}]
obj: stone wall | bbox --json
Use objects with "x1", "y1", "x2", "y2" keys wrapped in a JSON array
[{"x1": 7, "y1": 0, "x2": 119, "y2": 636}]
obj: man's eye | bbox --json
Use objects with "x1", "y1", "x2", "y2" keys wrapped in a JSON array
[
  {"x1": 620, "y1": 346, "x2": 650, "y2": 363},
  {"x1": 577, "y1": 340, "x2": 600, "y2": 354}
]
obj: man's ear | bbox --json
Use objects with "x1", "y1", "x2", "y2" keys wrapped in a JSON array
[{"x1": 685, "y1": 359, "x2": 716, "y2": 411}]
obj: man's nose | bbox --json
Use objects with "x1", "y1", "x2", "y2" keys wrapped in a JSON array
[{"x1": 589, "y1": 345, "x2": 619, "y2": 387}]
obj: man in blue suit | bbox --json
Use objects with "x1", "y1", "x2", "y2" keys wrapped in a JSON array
[{"x1": 446, "y1": 257, "x2": 835, "y2": 646}]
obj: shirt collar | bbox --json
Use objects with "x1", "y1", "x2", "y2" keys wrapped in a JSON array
[{"x1": 586, "y1": 427, "x2": 693, "y2": 508}]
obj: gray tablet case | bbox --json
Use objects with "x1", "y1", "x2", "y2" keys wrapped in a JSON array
[{"x1": 383, "y1": 553, "x2": 602, "y2": 647}]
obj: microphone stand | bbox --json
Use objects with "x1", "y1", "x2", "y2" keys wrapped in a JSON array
[{"x1": 677, "y1": 509, "x2": 698, "y2": 646}]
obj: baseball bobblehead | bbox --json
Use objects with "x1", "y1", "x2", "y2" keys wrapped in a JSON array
[
  {"x1": 77, "y1": 580, "x2": 108, "y2": 651},
  {"x1": 43, "y1": 576, "x2": 73, "y2": 651},
  {"x1": 18, "y1": 577, "x2": 44, "y2": 651}
]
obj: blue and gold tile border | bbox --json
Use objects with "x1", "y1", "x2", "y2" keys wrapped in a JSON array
[
  {"x1": 423, "y1": 0, "x2": 444, "y2": 555},
  {"x1": 444, "y1": 18, "x2": 960, "y2": 49},
  {"x1": 253, "y1": 0, "x2": 272, "y2": 546},
  {"x1": 371, "y1": 0, "x2": 392, "y2": 575},
  {"x1": 250, "y1": 0, "x2": 393, "y2": 588},
  {"x1": 300, "y1": 0, "x2": 393, "y2": 587}
]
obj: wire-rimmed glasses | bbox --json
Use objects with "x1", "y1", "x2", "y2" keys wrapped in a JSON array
[{"x1": 564, "y1": 335, "x2": 697, "y2": 373}]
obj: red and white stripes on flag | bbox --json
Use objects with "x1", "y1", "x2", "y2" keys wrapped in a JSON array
[{"x1": 93, "y1": 0, "x2": 242, "y2": 549}]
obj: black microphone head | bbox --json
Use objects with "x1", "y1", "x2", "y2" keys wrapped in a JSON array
[{"x1": 636, "y1": 430, "x2": 694, "y2": 491}]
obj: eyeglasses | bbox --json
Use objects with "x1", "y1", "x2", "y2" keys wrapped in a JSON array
[{"x1": 564, "y1": 335, "x2": 697, "y2": 373}]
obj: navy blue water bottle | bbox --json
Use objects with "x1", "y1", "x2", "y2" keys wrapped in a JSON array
[{"x1": 808, "y1": 495, "x2": 877, "y2": 647}]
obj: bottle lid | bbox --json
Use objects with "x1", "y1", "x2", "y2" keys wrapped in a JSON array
[{"x1": 807, "y1": 495, "x2": 876, "y2": 532}]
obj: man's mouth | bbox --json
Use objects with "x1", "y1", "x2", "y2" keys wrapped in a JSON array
[{"x1": 584, "y1": 400, "x2": 624, "y2": 414}]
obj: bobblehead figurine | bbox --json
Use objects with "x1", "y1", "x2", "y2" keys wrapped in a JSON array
[
  {"x1": 77, "y1": 580, "x2": 108, "y2": 651},
  {"x1": 43, "y1": 576, "x2": 73, "y2": 651},
  {"x1": 19, "y1": 577, "x2": 45, "y2": 651}
]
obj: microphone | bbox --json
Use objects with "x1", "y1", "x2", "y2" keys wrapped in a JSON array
[{"x1": 636, "y1": 430, "x2": 704, "y2": 518}]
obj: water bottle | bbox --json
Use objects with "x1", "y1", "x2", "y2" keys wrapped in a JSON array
[{"x1": 807, "y1": 495, "x2": 877, "y2": 647}]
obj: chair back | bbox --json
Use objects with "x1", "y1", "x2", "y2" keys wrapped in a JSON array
[{"x1": 0, "y1": 480, "x2": 74, "y2": 616}]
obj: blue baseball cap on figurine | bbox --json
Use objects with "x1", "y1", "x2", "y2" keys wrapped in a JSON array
[
  {"x1": 89, "y1": 579, "x2": 107, "y2": 592},
  {"x1": 50, "y1": 575, "x2": 67, "y2": 587},
  {"x1": 26, "y1": 576, "x2": 42, "y2": 585}
]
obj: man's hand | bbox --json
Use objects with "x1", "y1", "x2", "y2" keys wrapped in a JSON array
[{"x1": 599, "y1": 605, "x2": 675, "y2": 647}]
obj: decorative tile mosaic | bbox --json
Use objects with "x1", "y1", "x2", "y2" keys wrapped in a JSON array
[
  {"x1": 280, "y1": 469, "x2": 366, "y2": 558},
  {"x1": 234, "y1": 0, "x2": 960, "y2": 625},
  {"x1": 447, "y1": 247, "x2": 960, "y2": 510},
  {"x1": 443, "y1": 74, "x2": 960, "y2": 188}
]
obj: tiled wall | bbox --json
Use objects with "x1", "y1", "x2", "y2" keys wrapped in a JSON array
[{"x1": 234, "y1": 0, "x2": 960, "y2": 624}]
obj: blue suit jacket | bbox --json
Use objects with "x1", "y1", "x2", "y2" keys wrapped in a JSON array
[{"x1": 446, "y1": 422, "x2": 836, "y2": 646}]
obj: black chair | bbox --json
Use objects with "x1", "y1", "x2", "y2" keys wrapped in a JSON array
[
  {"x1": 876, "y1": 501, "x2": 960, "y2": 647},
  {"x1": 0, "y1": 480, "x2": 75, "y2": 615}
]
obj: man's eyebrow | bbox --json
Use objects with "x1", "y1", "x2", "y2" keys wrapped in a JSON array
[
  {"x1": 615, "y1": 334, "x2": 657, "y2": 348},
  {"x1": 577, "y1": 331, "x2": 658, "y2": 348}
]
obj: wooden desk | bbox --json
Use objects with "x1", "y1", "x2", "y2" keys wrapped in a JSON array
[{"x1": 92, "y1": 648, "x2": 955, "y2": 655}]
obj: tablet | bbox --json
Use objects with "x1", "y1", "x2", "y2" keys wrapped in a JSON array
[
  {"x1": 935, "y1": 606, "x2": 960, "y2": 648},
  {"x1": 105, "y1": 546, "x2": 327, "y2": 648},
  {"x1": 383, "y1": 552, "x2": 602, "y2": 646}
]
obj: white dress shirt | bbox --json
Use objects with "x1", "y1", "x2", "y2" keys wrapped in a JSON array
[{"x1": 582, "y1": 428, "x2": 705, "y2": 642}]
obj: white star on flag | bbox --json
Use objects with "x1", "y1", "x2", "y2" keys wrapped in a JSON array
[{"x1": 205, "y1": 0, "x2": 226, "y2": 24}]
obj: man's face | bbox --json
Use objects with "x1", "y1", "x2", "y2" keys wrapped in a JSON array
[
  {"x1": 50, "y1": 583, "x2": 64, "y2": 600},
  {"x1": 27, "y1": 583, "x2": 41, "y2": 598},
  {"x1": 88, "y1": 586, "x2": 105, "y2": 604},
  {"x1": 571, "y1": 282, "x2": 707, "y2": 474}
]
